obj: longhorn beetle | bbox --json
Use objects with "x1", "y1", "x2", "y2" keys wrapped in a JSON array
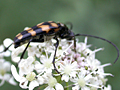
[{"x1": 2, "y1": 21, "x2": 119, "y2": 74}]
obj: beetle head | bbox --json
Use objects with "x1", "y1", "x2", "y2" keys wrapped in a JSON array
[{"x1": 57, "y1": 23, "x2": 74, "y2": 40}]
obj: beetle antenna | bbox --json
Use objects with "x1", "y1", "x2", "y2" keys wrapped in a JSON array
[{"x1": 75, "y1": 33, "x2": 119, "y2": 63}]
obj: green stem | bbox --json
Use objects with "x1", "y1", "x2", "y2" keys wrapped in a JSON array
[{"x1": 66, "y1": 82, "x2": 69, "y2": 90}]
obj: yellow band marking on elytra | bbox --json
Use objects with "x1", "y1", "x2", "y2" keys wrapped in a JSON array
[{"x1": 39, "y1": 25, "x2": 51, "y2": 33}]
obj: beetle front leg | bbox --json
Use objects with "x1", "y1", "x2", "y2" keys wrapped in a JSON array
[
  {"x1": 52, "y1": 37, "x2": 61, "y2": 75},
  {"x1": 16, "y1": 39, "x2": 33, "y2": 67}
]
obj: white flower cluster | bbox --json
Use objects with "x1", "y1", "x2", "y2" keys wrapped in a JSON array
[
  {"x1": 9, "y1": 37, "x2": 112, "y2": 90},
  {"x1": 0, "y1": 38, "x2": 16, "y2": 86}
]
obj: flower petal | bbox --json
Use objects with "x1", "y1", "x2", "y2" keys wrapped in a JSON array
[
  {"x1": 8, "y1": 77, "x2": 17, "y2": 86},
  {"x1": 29, "y1": 80, "x2": 39, "y2": 90},
  {"x1": 0, "y1": 78, "x2": 5, "y2": 86},
  {"x1": 3, "y1": 38, "x2": 13, "y2": 47},
  {"x1": 19, "y1": 80, "x2": 28, "y2": 89},
  {"x1": 61, "y1": 74, "x2": 69, "y2": 82},
  {"x1": 55, "y1": 83, "x2": 64, "y2": 90},
  {"x1": 11, "y1": 65, "x2": 21, "y2": 82}
]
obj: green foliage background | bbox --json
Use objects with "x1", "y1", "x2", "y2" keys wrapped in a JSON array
[{"x1": 0, "y1": 0, "x2": 120, "y2": 90}]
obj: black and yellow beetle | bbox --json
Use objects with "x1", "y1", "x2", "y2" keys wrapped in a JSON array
[
  {"x1": 14, "y1": 21, "x2": 74, "y2": 48},
  {"x1": 3, "y1": 21, "x2": 119, "y2": 73}
]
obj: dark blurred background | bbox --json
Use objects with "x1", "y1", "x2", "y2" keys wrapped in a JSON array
[{"x1": 0, "y1": 0, "x2": 120, "y2": 90}]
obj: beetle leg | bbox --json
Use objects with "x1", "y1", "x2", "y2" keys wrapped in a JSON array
[
  {"x1": 74, "y1": 36, "x2": 76, "y2": 53},
  {"x1": 16, "y1": 39, "x2": 32, "y2": 67},
  {"x1": 0, "y1": 43, "x2": 13, "y2": 53},
  {"x1": 52, "y1": 37, "x2": 61, "y2": 75}
]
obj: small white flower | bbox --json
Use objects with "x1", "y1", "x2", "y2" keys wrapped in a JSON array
[
  {"x1": 102, "y1": 84, "x2": 112, "y2": 90},
  {"x1": 0, "y1": 59, "x2": 16, "y2": 86},
  {"x1": 56, "y1": 39, "x2": 73, "y2": 58},
  {"x1": 3, "y1": 38, "x2": 13, "y2": 48},
  {"x1": 27, "y1": 42, "x2": 41, "y2": 57},
  {"x1": 19, "y1": 56, "x2": 35, "y2": 76},
  {"x1": 59, "y1": 56, "x2": 78, "y2": 82},
  {"x1": 24, "y1": 27, "x2": 30, "y2": 30},
  {"x1": 11, "y1": 45, "x2": 25, "y2": 63},
  {"x1": 44, "y1": 76, "x2": 64, "y2": 90},
  {"x1": 11, "y1": 65, "x2": 41, "y2": 90},
  {"x1": 71, "y1": 70, "x2": 100, "y2": 90},
  {"x1": 0, "y1": 45, "x2": 4, "y2": 53},
  {"x1": 34, "y1": 61, "x2": 44, "y2": 73},
  {"x1": 0, "y1": 44, "x2": 11, "y2": 58},
  {"x1": 38, "y1": 52, "x2": 55, "y2": 73}
]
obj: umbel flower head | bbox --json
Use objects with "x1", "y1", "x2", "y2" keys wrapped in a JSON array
[{"x1": 10, "y1": 37, "x2": 112, "y2": 90}]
